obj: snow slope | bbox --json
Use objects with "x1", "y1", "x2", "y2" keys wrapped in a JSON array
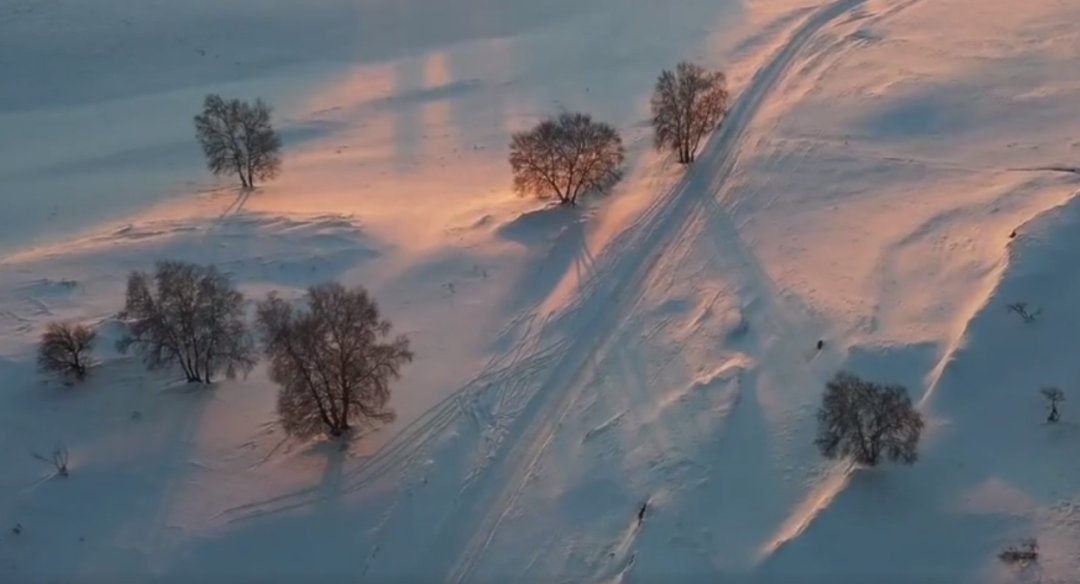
[{"x1": 3, "y1": 0, "x2": 1080, "y2": 582}]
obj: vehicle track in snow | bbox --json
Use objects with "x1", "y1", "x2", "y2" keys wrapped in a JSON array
[
  {"x1": 442, "y1": 0, "x2": 883, "y2": 581},
  {"x1": 219, "y1": 0, "x2": 902, "y2": 578}
]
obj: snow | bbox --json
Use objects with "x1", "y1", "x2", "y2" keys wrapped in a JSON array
[{"x1": 3, "y1": 0, "x2": 1080, "y2": 582}]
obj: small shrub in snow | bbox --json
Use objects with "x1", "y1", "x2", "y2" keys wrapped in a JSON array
[
  {"x1": 815, "y1": 371, "x2": 924, "y2": 467},
  {"x1": 1040, "y1": 387, "x2": 1064, "y2": 422},
  {"x1": 256, "y1": 283, "x2": 414, "y2": 439},
  {"x1": 194, "y1": 94, "x2": 282, "y2": 189},
  {"x1": 118, "y1": 261, "x2": 257, "y2": 384},
  {"x1": 1007, "y1": 302, "x2": 1041, "y2": 323},
  {"x1": 998, "y1": 538, "x2": 1038, "y2": 566},
  {"x1": 37, "y1": 321, "x2": 96, "y2": 382},
  {"x1": 33, "y1": 446, "x2": 69, "y2": 477},
  {"x1": 651, "y1": 61, "x2": 729, "y2": 164},
  {"x1": 509, "y1": 112, "x2": 625, "y2": 206}
]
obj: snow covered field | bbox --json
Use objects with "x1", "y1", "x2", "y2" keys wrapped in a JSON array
[{"x1": 2, "y1": 0, "x2": 1080, "y2": 581}]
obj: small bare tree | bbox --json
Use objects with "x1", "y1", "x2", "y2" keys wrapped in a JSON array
[
  {"x1": 118, "y1": 261, "x2": 256, "y2": 384},
  {"x1": 1007, "y1": 302, "x2": 1041, "y2": 323},
  {"x1": 194, "y1": 94, "x2": 282, "y2": 189},
  {"x1": 37, "y1": 321, "x2": 96, "y2": 382},
  {"x1": 1040, "y1": 387, "x2": 1064, "y2": 422},
  {"x1": 256, "y1": 283, "x2": 413, "y2": 439},
  {"x1": 998, "y1": 538, "x2": 1038, "y2": 566},
  {"x1": 32, "y1": 446, "x2": 69, "y2": 477},
  {"x1": 651, "y1": 61, "x2": 729, "y2": 164},
  {"x1": 509, "y1": 112, "x2": 625, "y2": 206},
  {"x1": 815, "y1": 371, "x2": 924, "y2": 467}
]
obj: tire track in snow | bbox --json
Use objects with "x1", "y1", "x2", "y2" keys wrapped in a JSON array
[
  {"x1": 217, "y1": 333, "x2": 564, "y2": 524},
  {"x1": 440, "y1": 1, "x2": 875, "y2": 580},
  {"x1": 220, "y1": 0, "x2": 879, "y2": 567}
]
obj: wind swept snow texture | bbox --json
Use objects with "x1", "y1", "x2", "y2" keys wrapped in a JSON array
[{"x1": 3, "y1": 0, "x2": 1080, "y2": 582}]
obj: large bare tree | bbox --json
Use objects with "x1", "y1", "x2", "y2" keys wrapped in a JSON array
[
  {"x1": 38, "y1": 321, "x2": 96, "y2": 382},
  {"x1": 118, "y1": 261, "x2": 256, "y2": 384},
  {"x1": 815, "y1": 371, "x2": 924, "y2": 467},
  {"x1": 650, "y1": 61, "x2": 729, "y2": 164},
  {"x1": 509, "y1": 112, "x2": 625, "y2": 206},
  {"x1": 194, "y1": 94, "x2": 282, "y2": 189},
  {"x1": 256, "y1": 283, "x2": 413, "y2": 439}
]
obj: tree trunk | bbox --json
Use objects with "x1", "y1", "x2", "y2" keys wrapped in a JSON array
[
  {"x1": 341, "y1": 386, "x2": 350, "y2": 433},
  {"x1": 73, "y1": 354, "x2": 85, "y2": 380},
  {"x1": 236, "y1": 163, "x2": 249, "y2": 189}
]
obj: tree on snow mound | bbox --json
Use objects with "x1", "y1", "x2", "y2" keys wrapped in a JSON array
[{"x1": 815, "y1": 371, "x2": 924, "y2": 467}]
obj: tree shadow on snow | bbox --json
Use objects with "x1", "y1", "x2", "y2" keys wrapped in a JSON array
[
  {"x1": 493, "y1": 204, "x2": 592, "y2": 320},
  {"x1": 753, "y1": 468, "x2": 1018, "y2": 584},
  {"x1": 158, "y1": 442, "x2": 383, "y2": 583},
  {"x1": 0, "y1": 358, "x2": 222, "y2": 582}
]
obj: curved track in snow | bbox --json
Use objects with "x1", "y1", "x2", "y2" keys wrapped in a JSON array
[
  {"x1": 442, "y1": 0, "x2": 876, "y2": 580},
  {"x1": 221, "y1": 0, "x2": 895, "y2": 579}
]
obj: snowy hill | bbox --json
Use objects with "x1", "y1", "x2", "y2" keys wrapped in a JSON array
[{"x1": 2, "y1": 0, "x2": 1080, "y2": 582}]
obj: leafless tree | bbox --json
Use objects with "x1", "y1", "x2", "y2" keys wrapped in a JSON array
[
  {"x1": 32, "y1": 446, "x2": 69, "y2": 477},
  {"x1": 37, "y1": 321, "x2": 96, "y2": 382},
  {"x1": 1040, "y1": 387, "x2": 1064, "y2": 422},
  {"x1": 1007, "y1": 302, "x2": 1041, "y2": 323},
  {"x1": 650, "y1": 61, "x2": 729, "y2": 164},
  {"x1": 509, "y1": 112, "x2": 625, "y2": 206},
  {"x1": 118, "y1": 261, "x2": 256, "y2": 384},
  {"x1": 815, "y1": 371, "x2": 924, "y2": 467},
  {"x1": 256, "y1": 283, "x2": 414, "y2": 439},
  {"x1": 998, "y1": 538, "x2": 1038, "y2": 566},
  {"x1": 194, "y1": 94, "x2": 282, "y2": 189}
]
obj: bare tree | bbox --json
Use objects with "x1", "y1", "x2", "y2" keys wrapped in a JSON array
[
  {"x1": 815, "y1": 371, "x2": 924, "y2": 467},
  {"x1": 194, "y1": 94, "x2": 282, "y2": 189},
  {"x1": 118, "y1": 261, "x2": 256, "y2": 384},
  {"x1": 651, "y1": 61, "x2": 729, "y2": 164},
  {"x1": 37, "y1": 321, "x2": 96, "y2": 382},
  {"x1": 32, "y1": 446, "x2": 69, "y2": 477},
  {"x1": 509, "y1": 112, "x2": 625, "y2": 206},
  {"x1": 1040, "y1": 387, "x2": 1064, "y2": 422},
  {"x1": 1007, "y1": 302, "x2": 1041, "y2": 323},
  {"x1": 998, "y1": 538, "x2": 1038, "y2": 566},
  {"x1": 256, "y1": 283, "x2": 413, "y2": 439}
]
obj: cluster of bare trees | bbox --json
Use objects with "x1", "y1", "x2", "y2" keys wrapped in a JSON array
[
  {"x1": 194, "y1": 61, "x2": 729, "y2": 202},
  {"x1": 28, "y1": 63, "x2": 719, "y2": 439},
  {"x1": 37, "y1": 261, "x2": 412, "y2": 441},
  {"x1": 509, "y1": 61, "x2": 729, "y2": 206}
]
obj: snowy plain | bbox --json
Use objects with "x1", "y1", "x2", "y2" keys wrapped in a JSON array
[{"x1": 2, "y1": 0, "x2": 1080, "y2": 581}]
